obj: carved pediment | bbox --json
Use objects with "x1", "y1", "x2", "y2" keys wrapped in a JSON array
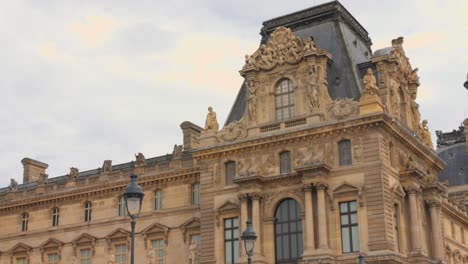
[
  {"x1": 39, "y1": 238, "x2": 63, "y2": 250},
  {"x1": 106, "y1": 228, "x2": 131, "y2": 240},
  {"x1": 333, "y1": 182, "x2": 360, "y2": 195},
  {"x1": 179, "y1": 217, "x2": 201, "y2": 242},
  {"x1": 71, "y1": 233, "x2": 97, "y2": 254},
  {"x1": 141, "y1": 222, "x2": 170, "y2": 247},
  {"x1": 215, "y1": 200, "x2": 239, "y2": 212},
  {"x1": 241, "y1": 26, "x2": 331, "y2": 73},
  {"x1": 8, "y1": 242, "x2": 32, "y2": 254}
]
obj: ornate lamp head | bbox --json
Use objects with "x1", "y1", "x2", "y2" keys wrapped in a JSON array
[
  {"x1": 241, "y1": 220, "x2": 257, "y2": 257},
  {"x1": 123, "y1": 174, "x2": 145, "y2": 218}
]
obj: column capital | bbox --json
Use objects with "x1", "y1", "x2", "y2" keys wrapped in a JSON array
[
  {"x1": 314, "y1": 181, "x2": 329, "y2": 191},
  {"x1": 249, "y1": 192, "x2": 264, "y2": 201},
  {"x1": 425, "y1": 198, "x2": 442, "y2": 208},
  {"x1": 404, "y1": 185, "x2": 421, "y2": 195},
  {"x1": 302, "y1": 184, "x2": 314, "y2": 193},
  {"x1": 238, "y1": 193, "x2": 250, "y2": 202}
]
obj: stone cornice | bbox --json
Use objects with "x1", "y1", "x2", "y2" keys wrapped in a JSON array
[
  {"x1": 442, "y1": 200, "x2": 468, "y2": 226},
  {"x1": 0, "y1": 168, "x2": 199, "y2": 212}
]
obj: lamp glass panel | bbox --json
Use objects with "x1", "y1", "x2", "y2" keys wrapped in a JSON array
[
  {"x1": 244, "y1": 239, "x2": 255, "y2": 256},
  {"x1": 127, "y1": 197, "x2": 140, "y2": 216}
]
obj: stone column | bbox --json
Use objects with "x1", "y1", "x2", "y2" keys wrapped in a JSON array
[
  {"x1": 315, "y1": 182, "x2": 330, "y2": 251},
  {"x1": 250, "y1": 193, "x2": 263, "y2": 257},
  {"x1": 238, "y1": 193, "x2": 249, "y2": 259},
  {"x1": 427, "y1": 199, "x2": 443, "y2": 261},
  {"x1": 302, "y1": 184, "x2": 315, "y2": 257},
  {"x1": 406, "y1": 186, "x2": 422, "y2": 255}
]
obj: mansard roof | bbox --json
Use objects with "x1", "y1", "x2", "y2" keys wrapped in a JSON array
[{"x1": 226, "y1": 1, "x2": 373, "y2": 126}]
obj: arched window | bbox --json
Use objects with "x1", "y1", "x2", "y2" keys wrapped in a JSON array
[
  {"x1": 155, "y1": 190, "x2": 163, "y2": 210},
  {"x1": 84, "y1": 201, "x2": 92, "y2": 222},
  {"x1": 338, "y1": 140, "x2": 352, "y2": 166},
  {"x1": 275, "y1": 79, "x2": 295, "y2": 121},
  {"x1": 21, "y1": 212, "x2": 29, "y2": 232},
  {"x1": 225, "y1": 161, "x2": 236, "y2": 185},
  {"x1": 52, "y1": 207, "x2": 59, "y2": 227},
  {"x1": 192, "y1": 183, "x2": 200, "y2": 205},
  {"x1": 280, "y1": 151, "x2": 292, "y2": 174},
  {"x1": 118, "y1": 197, "x2": 126, "y2": 217},
  {"x1": 275, "y1": 199, "x2": 303, "y2": 263}
]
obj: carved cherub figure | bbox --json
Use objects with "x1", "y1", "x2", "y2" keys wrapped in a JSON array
[
  {"x1": 205, "y1": 106, "x2": 219, "y2": 132},
  {"x1": 303, "y1": 36, "x2": 317, "y2": 53},
  {"x1": 172, "y1": 144, "x2": 183, "y2": 158},
  {"x1": 362, "y1": 68, "x2": 379, "y2": 96}
]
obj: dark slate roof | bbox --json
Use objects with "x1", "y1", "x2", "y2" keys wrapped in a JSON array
[
  {"x1": 437, "y1": 124, "x2": 468, "y2": 186},
  {"x1": 225, "y1": 1, "x2": 373, "y2": 125}
]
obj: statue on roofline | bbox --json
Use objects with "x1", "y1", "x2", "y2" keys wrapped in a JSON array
[{"x1": 204, "y1": 107, "x2": 219, "y2": 132}]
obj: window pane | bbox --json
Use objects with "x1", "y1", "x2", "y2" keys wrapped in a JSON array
[
  {"x1": 233, "y1": 241, "x2": 239, "y2": 263},
  {"x1": 342, "y1": 227, "x2": 351, "y2": 253},
  {"x1": 225, "y1": 241, "x2": 232, "y2": 264},
  {"x1": 340, "y1": 203, "x2": 348, "y2": 213},
  {"x1": 341, "y1": 215, "x2": 349, "y2": 225},
  {"x1": 350, "y1": 213, "x2": 358, "y2": 224},
  {"x1": 352, "y1": 226, "x2": 360, "y2": 252},
  {"x1": 350, "y1": 201, "x2": 357, "y2": 211}
]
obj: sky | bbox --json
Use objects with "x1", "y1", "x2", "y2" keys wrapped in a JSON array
[{"x1": 0, "y1": 0, "x2": 467, "y2": 187}]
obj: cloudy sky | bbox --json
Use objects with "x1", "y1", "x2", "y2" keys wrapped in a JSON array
[{"x1": 1, "y1": 0, "x2": 467, "y2": 187}]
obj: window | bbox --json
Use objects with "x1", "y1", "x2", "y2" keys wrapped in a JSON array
[
  {"x1": 80, "y1": 248, "x2": 92, "y2": 264},
  {"x1": 393, "y1": 205, "x2": 400, "y2": 252},
  {"x1": 280, "y1": 151, "x2": 292, "y2": 174},
  {"x1": 21, "y1": 212, "x2": 28, "y2": 232},
  {"x1": 16, "y1": 258, "x2": 27, "y2": 264},
  {"x1": 340, "y1": 201, "x2": 359, "y2": 253},
  {"x1": 151, "y1": 239, "x2": 165, "y2": 264},
  {"x1": 192, "y1": 184, "x2": 200, "y2": 205},
  {"x1": 47, "y1": 253, "x2": 59, "y2": 264},
  {"x1": 274, "y1": 199, "x2": 303, "y2": 263},
  {"x1": 155, "y1": 190, "x2": 163, "y2": 210},
  {"x1": 84, "y1": 202, "x2": 92, "y2": 222},
  {"x1": 224, "y1": 218, "x2": 239, "y2": 264},
  {"x1": 275, "y1": 79, "x2": 295, "y2": 120},
  {"x1": 225, "y1": 161, "x2": 236, "y2": 185},
  {"x1": 338, "y1": 140, "x2": 352, "y2": 166},
  {"x1": 118, "y1": 197, "x2": 126, "y2": 217},
  {"x1": 115, "y1": 244, "x2": 127, "y2": 264},
  {"x1": 52, "y1": 207, "x2": 59, "y2": 227}
]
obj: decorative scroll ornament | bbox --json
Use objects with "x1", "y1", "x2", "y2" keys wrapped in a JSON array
[
  {"x1": 327, "y1": 98, "x2": 359, "y2": 120},
  {"x1": 217, "y1": 119, "x2": 247, "y2": 142},
  {"x1": 242, "y1": 27, "x2": 328, "y2": 72}
]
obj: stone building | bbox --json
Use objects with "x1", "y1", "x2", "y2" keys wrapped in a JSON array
[{"x1": 0, "y1": 1, "x2": 467, "y2": 264}]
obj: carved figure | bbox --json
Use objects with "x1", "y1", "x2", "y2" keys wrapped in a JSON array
[
  {"x1": 108, "y1": 251, "x2": 115, "y2": 264},
  {"x1": 244, "y1": 54, "x2": 255, "y2": 69},
  {"x1": 204, "y1": 107, "x2": 219, "y2": 132},
  {"x1": 72, "y1": 256, "x2": 78, "y2": 264},
  {"x1": 9, "y1": 178, "x2": 18, "y2": 191},
  {"x1": 419, "y1": 120, "x2": 434, "y2": 149},
  {"x1": 217, "y1": 120, "x2": 247, "y2": 142},
  {"x1": 189, "y1": 240, "x2": 199, "y2": 264},
  {"x1": 410, "y1": 101, "x2": 421, "y2": 130},
  {"x1": 303, "y1": 37, "x2": 317, "y2": 53},
  {"x1": 102, "y1": 160, "x2": 112, "y2": 173},
  {"x1": 38, "y1": 173, "x2": 48, "y2": 185},
  {"x1": 295, "y1": 150, "x2": 305, "y2": 166},
  {"x1": 328, "y1": 98, "x2": 359, "y2": 120},
  {"x1": 147, "y1": 249, "x2": 156, "y2": 264},
  {"x1": 172, "y1": 144, "x2": 183, "y2": 158},
  {"x1": 259, "y1": 154, "x2": 276, "y2": 175},
  {"x1": 69, "y1": 167, "x2": 79, "y2": 179},
  {"x1": 408, "y1": 68, "x2": 419, "y2": 83},
  {"x1": 353, "y1": 138, "x2": 363, "y2": 160},
  {"x1": 311, "y1": 145, "x2": 325, "y2": 163},
  {"x1": 135, "y1": 152, "x2": 146, "y2": 166},
  {"x1": 362, "y1": 68, "x2": 379, "y2": 96},
  {"x1": 307, "y1": 65, "x2": 320, "y2": 110},
  {"x1": 247, "y1": 80, "x2": 257, "y2": 121}
]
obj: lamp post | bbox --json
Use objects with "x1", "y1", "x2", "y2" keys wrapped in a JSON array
[
  {"x1": 241, "y1": 220, "x2": 257, "y2": 264},
  {"x1": 123, "y1": 174, "x2": 145, "y2": 264},
  {"x1": 358, "y1": 255, "x2": 365, "y2": 264}
]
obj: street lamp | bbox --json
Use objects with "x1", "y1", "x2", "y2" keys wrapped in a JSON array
[
  {"x1": 241, "y1": 220, "x2": 257, "y2": 264},
  {"x1": 123, "y1": 174, "x2": 145, "y2": 264}
]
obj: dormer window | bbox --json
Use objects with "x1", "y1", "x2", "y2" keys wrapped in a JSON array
[{"x1": 275, "y1": 79, "x2": 295, "y2": 121}]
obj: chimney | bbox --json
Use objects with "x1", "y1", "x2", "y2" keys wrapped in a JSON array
[
  {"x1": 21, "y1": 158, "x2": 48, "y2": 184},
  {"x1": 180, "y1": 121, "x2": 203, "y2": 150}
]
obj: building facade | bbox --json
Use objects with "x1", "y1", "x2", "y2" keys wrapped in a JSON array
[{"x1": 1, "y1": 2, "x2": 467, "y2": 264}]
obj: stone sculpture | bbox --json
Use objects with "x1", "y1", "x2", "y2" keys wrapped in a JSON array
[
  {"x1": 135, "y1": 152, "x2": 146, "y2": 166},
  {"x1": 38, "y1": 173, "x2": 48, "y2": 185},
  {"x1": 9, "y1": 178, "x2": 18, "y2": 191},
  {"x1": 328, "y1": 98, "x2": 359, "y2": 120},
  {"x1": 419, "y1": 120, "x2": 434, "y2": 149},
  {"x1": 362, "y1": 68, "x2": 379, "y2": 96},
  {"x1": 204, "y1": 107, "x2": 219, "y2": 132},
  {"x1": 408, "y1": 68, "x2": 419, "y2": 83},
  {"x1": 307, "y1": 65, "x2": 320, "y2": 110},
  {"x1": 69, "y1": 167, "x2": 79, "y2": 179},
  {"x1": 102, "y1": 160, "x2": 112, "y2": 173},
  {"x1": 172, "y1": 144, "x2": 183, "y2": 158},
  {"x1": 189, "y1": 240, "x2": 199, "y2": 264},
  {"x1": 247, "y1": 80, "x2": 258, "y2": 121},
  {"x1": 217, "y1": 120, "x2": 247, "y2": 142}
]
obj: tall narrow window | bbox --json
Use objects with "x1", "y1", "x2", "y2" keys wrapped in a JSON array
[
  {"x1": 21, "y1": 212, "x2": 28, "y2": 232},
  {"x1": 340, "y1": 201, "x2": 359, "y2": 253},
  {"x1": 275, "y1": 79, "x2": 295, "y2": 120},
  {"x1": 47, "y1": 253, "x2": 59, "y2": 264},
  {"x1": 192, "y1": 183, "x2": 200, "y2": 205},
  {"x1": 155, "y1": 190, "x2": 163, "y2": 210},
  {"x1": 224, "y1": 217, "x2": 239, "y2": 264},
  {"x1": 16, "y1": 258, "x2": 27, "y2": 264},
  {"x1": 152, "y1": 239, "x2": 165, "y2": 264},
  {"x1": 80, "y1": 248, "x2": 92, "y2": 264},
  {"x1": 280, "y1": 151, "x2": 292, "y2": 174},
  {"x1": 225, "y1": 161, "x2": 236, "y2": 185},
  {"x1": 84, "y1": 202, "x2": 92, "y2": 222},
  {"x1": 274, "y1": 199, "x2": 303, "y2": 263},
  {"x1": 118, "y1": 197, "x2": 126, "y2": 217},
  {"x1": 115, "y1": 244, "x2": 127, "y2": 264},
  {"x1": 338, "y1": 140, "x2": 352, "y2": 166},
  {"x1": 52, "y1": 207, "x2": 59, "y2": 227},
  {"x1": 393, "y1": 205, "x2": 400, "y2": 252}
]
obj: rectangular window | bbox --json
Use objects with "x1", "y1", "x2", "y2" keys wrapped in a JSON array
[
  {"x1": 115, "y1": 244, "x2": 127, "y2": 264},
  {"x1": 118, "y1": 197, "x2": 126, "y2": 217},
  {"x1": 151, "y1": 239, "x2": 165, "y2": 264},
  {"x1": 47, "y1": 253, "x2": 59, "y2": 264},
  {"x1": 393, "y1": 205, "x2": 400, "y2": 252},
  {"x1": 155, "y1": 191, "x2": 163, "y2": 210},
  {"x1": 192, "y1": 184, "x2": 200, "y2": 205},
  {"x1": 224, "y1": 217, "x2": 239, "y2": 264},
  {"x1": 21, "y1": 213, "x2": 28, "y2": 232},
  {"x1": 80, "y1": 248, "x2": 92, "y2": 264},
  {"x1": 340, "y1": 201, "x2": 359, "y2": 253},
  {"x1": 280, "y1": 151, "x2": 292, "y2": 174},
  {"x1": 225, "y1": 161, "x2": 236, "y2": 185},
  {"x1": 52, "y1": 208, "x2": 59, "y2": 227},
  {"x1": 16, "y1": 258, "x2": 27, "y2": 264},
  {"x1": 84, "y1": 202, "x2": 92, "y2": 222},
  {"x1": 338, "y1": 140, "x2": 352, "y2": 166}
]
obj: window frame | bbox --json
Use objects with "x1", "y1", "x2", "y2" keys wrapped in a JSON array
[
  {"x1": 151, "y1": 239, "x2": 165, "y2": 264},
  {"x1": 225, "y1": 161, "x2": 236, "y2": 186},
  {"x1": 279, "y1": 151, "x2": 292, "y2": 174},
  {"x1": 275, "y1": 78, "x2": 295, "y2": 121},
  {"x1": 118, "y1": 197, "x2": 126, "y2": 217},
  {"x1": 21, "y1": 212, "x2": 29, "y2": 232},
  {"x1": 155, "y1": 190, "x2": 163, "y2": 210},
  {"x1": 80, "y1": 248, "x2": 92, "y2": 264},
  {"x1": 224, "y1": 217, "x2": 239, "y2": 264},
  {"x1": 52, "y1": 207, "x2": 59, "y2": 227},
  {"x1": 338, "y1": 139, "x2": 353, "y2": 166},
  {"x1": 339, "y1": 201, "x2": 359, "y2": 253},
  {"x1": 114, "y1": 244, "x2": 127, "y2": 264},
  {"x1": 192, "y1": 183, "x2": 200, "y2": 205},
  {"x1": 47, "y1": 253, "x2": 59, "y2": 264},
  {"x1": 84, "y1": 201, "x2": 92, "y2": 222}
]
